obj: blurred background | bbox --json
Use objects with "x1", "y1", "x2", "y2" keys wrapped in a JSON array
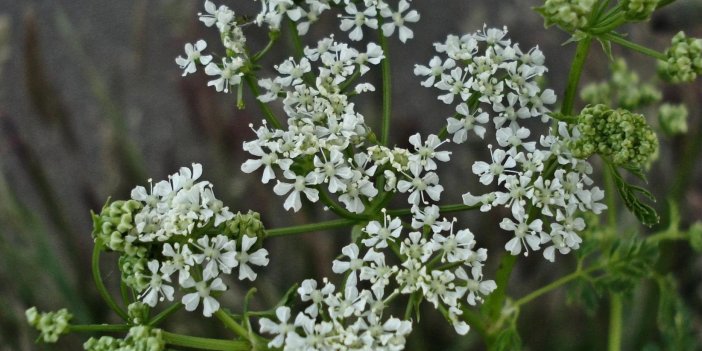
[{"x1": 0, "y1": 0, "x2": 701, "y2": 350}]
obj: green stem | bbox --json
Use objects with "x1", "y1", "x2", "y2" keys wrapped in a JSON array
[
  {"x1": 162, "y1": 331, "x2": 250, "y2": 351},
  {"x1": 378, "y1": 28, "x2": 392, "y2": 146},
  {"x1": 608, "y1": 294, "x2": 623, "y2": 351},
  {"x1": 148, "y1": 302, "x2": 183, "y2": 326},
  {"x1": 386, "y1": 203, "x2": 480, "y2": 217},
  {"x1": 605, "y1": 166, "x2": 617, "y2": 228},
  {"x1": 483, "y1": 254, "x2": 517, "y2": 320},
  {"x1": 68, "y1": 324, "x2": 131, "y2": 333},
  {"x1": 244, "y1": 75, "x2": 283, "y2": 129},
  {"x1": 266, "y1": 218, "x2": 359, "y2": 237},
  {"x1": 318, "y1": 188, "x2": 370, "y2": 220},
  {"x1": 252, "y1": 31, "x2": 280, "y2": 63},
  {"x1": 214, "y1": 309, "x2": 250, "y2": 340},
  {"x1": 92, "y1": 245, "x2": 129, "y2": 321},
  {"x1": 600, "y1": 32, "x2": 667, "y2": 60},
  {"x1": 562, "y1": 38, "x2": 593, "y2": 116}
]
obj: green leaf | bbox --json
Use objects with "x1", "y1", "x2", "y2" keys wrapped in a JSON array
[
  {"x1": 607, "y1": 163, "x2": 660, "y2": 227},
  {"x1": 492, "y1": 326, "x2": 522, "y2": 351},
  {"x1": 688, "y1": 222, "x2": 702, "y2": 253},
  {"x1": 596, "y1": 236, "x2": 658, "y2": 294},
  {"x1": 655, "y1": 275, "x2": 697, "y2": 351}
]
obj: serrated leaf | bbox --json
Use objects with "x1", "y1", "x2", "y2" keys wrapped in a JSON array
[
  {"x1": 597, "y1": 236, "x2": 659, "y2": 294},
  {"x1": 608, "y1": 163, "x2": 660, "y2": 227}
]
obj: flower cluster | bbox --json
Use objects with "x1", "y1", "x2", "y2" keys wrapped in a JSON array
[
  {"x1": 25, "y1": 307, "x2": 72, "y2": 343},
  {"x1": 83, "y1": 326, "x2": 165, "y2": 351},
  {"x1": 570, "y1": 104, "x2": 658, "y2": 169},
  {"x1": 581, "y1": 58, "x2": 661, "y2": 111},
  {"x1": 660, "y1": 31, "x2": 702, "y2": 83},
  {"x1": 536, "y1": 0, "x2": 596, "y2": 32},
  {"x1": 658, "y1": 103, "x2": 688, "y2": 136},
  {"x1": 259, "y1": 208, "x2": 495, "y2": 349},
  {"x1": 418, "y1": 27, "x2": 605, "y2": 262},
  {"x1": 92, "y1": 163, "x2": 270, "y2": 317},
  {"x1": 623, "y1": 0, "x2": 658, "y2": 21}
]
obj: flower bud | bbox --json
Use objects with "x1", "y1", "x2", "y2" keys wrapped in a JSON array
[
  {"x1": 658, "y1": 103, "x2": 688, "y2": 136},
  {"x1": 659, "y1": 31, "x2": 702, "y2": 83},
  {"x1": 25, "y1": 307, "x2": 72, "y2": 343}
]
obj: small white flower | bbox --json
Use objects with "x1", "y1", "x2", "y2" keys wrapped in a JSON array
[
  {"x1": 175, "y1": 40, "x2": 212, "y2": 76},
  {"x1": 236, "y1": 236, "x2": 270, "y2": 281},
  {"x1": 181, "y1": 276, "x2": 227, "y2": 317},
  {"x1": 139, "y1": 260, "x2": 175, "y2": 307},
  {"x1": 380, "y1": 0, "x2": 420, "y2": 43}
]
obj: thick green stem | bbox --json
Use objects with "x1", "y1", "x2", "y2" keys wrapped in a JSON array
[
  {"x1": 252, "y1": 31, "x2": 280, "y2": 63},
  {"x1": 214, "y1": 309, "x2": 250, "y2": 340},
  {"x1": 608, "y1": 294, "x2": 623, "y2": 351},
  {"x1": 378, "y1": 29, "x2": 392, "y2": 146},
  {"x1": 148, "y1": 302, "x2": 183, "y2": 326},
  {"x1": 162, "y1": 331, "x2": 250, "y2": 351},
  {"x1": 92, "y1": 245, "x2": 129, "y2": 321},
  {"x1": 68, "y1": 324, "x2": 131, "y2": 333},
  {"x1": 244, "y1": 75, "x2": 283, "y2": 129},
  {"x1": 600, "y1": 33, "x2": 666, "y2": 60},
  {"x1": 562, "y1": 38, "x2": 593, "y2": 116},
  {"x1": 386, "y1": 203, "x2": 480, "y2": 217},
  {"x1": 266, "y1": 218, "x2": 359, "y2": 237}
]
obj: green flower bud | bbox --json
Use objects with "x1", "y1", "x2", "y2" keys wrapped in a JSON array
[
  {"x1": 119, "y1": 255, "x2": 149, "y2": 291},
  {"x1": 536, "y1": 0, "x2": 596, "y2": 32},
  {"x1": 570, "y1": 104, "x2": 658, "y2": 169},
  {"x1": 92, "y1": 200, "x2": 142, "y2": 252},
  {"x1": 127, "y1": 302, "x2": 150, "y2": 325},
  {"x1": 84, "y1": 336, "x2": 120, "y2": 351},
  {"x1": 25, "y1": 307, "x2": 72, "y2": 343},
  {"x1": 581, "y1": 58, "x2": 661, "y2": 110},
  {"x1": 660, "y1": 31, "x2": 702, "y2": 83},
  {"x1": 83, "y1": 327, "x2": 164, "y2": 351},
  {"x1": 658, "y1": 103, "x2": 688, "y2": 136},
  {"x1": 227, "y1": 210, "x2": 266, "y2": 241},
  {"x1": 623, "y1": 0, "x2": 658, "y2": 21}
]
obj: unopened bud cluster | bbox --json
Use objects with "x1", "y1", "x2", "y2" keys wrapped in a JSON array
[
  {"x1": 623, "y1": 0, "x2": 658, "y2": 21},
  {"x1": 92, "y1": 163, "x2": 270, "y2": 317},
  {"x1": 25, "y1": 307, "x2": 72, "y2": 343},
  {"x1": 84, "y1": 326, "x2": 164, "y2": 351},
  {"x1": 570, "y1": 104, "x2": 658, "y2": 168},
  {"x1": 658, "y1": 103, "x2": 688, "y2": 136},
  {"x1": 536, "y1": 0, "x2": 595, "y2": 32},
  {"x1": 581, "y1": 58, "x2": 661, "y2": 110},
  {"x1": 660, "y1": 31, "x2": 702, "y2": 83}
]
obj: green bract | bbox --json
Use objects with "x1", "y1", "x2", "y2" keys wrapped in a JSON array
[
  {"x1": 660, "y1": 31, "x2": 702, "y2": 83},
  {"x1": 570, "y1": 104, "x2": 658, "y2": 169}
]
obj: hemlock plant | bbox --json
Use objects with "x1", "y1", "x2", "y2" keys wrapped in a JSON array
[{"x1": 26, "y1": 0, "x2": 702, "y2": 350}]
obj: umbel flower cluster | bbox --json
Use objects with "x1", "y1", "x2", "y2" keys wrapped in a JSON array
[
  {"x1": 92, "y1": 163, "x2": 270, "y2": 317},
  {"x1": 27, "y1": 0, "x2": 696, "y2": 350},
  {"x1": 169, "y1": 0, "x2": 609, "y2": 348}
]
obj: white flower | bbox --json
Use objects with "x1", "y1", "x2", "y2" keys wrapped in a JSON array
[
  {"x1": 175, "y1": 40, "x2": 212, "y2": 76},
  {"x1": 455, "y1": 266, "x2": 497, "y2": 306},
  {"x1": 236, "y1": 236, "x2": 270, "y2": 281},
  {"x1": 190, "y1": 235, "x2": 238, "y2": 280},
  {"x1": 205, "y1": 57, "x2": 244, "y2": 93},
  {"x1": 501, "y1": 209, "x2": 547, "y2": 256},
  {"x1": 273, "y1": 170, "x2": 320, "y2": 212},
  {"x1": 408, "y1": 133, "x2": 451, "y2": 171},
  {"x1": 161, "y1": 243, "x2": 194, "y2": 284},
  {"x1": 397, "y1": 164, "x2": 444, "y2": 205},
  {"x1": 380, "y1": 0, "x2": 420, "y2": 43},
  {"x1": 361, "y1": 210, "x2": 402, "y2": 249},
  {"x1": 181, "y1": 276, "x2": 227, "y2": 317},
  {"x1": 471, "y1": 145, "x2": 516, "y2": 186},
  {"x1": 414, "y1": 56, "x2": 455, "y2": 87},
  {"x1": 332, "y1": 243, "x2": 366, "y2": 287},
  {"x1": 259, "y1": 306, "x2": 294, "y2": 348},
  {"x1": 139, "y1": 260, "x2": 174, "y2": 307},
  {"x1": 447, "y1": 104, "x2": 489, "y2": 143},
  {"x1": 339, "y1": 2, "x2": 378, "y2": 41}
]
